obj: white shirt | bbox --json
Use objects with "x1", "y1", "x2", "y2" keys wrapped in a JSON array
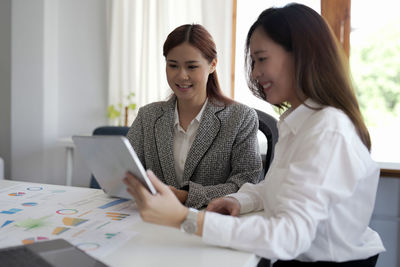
[
  {"x1": 173, "y1": 99, "x2": 208, "y2": 186},
  {"x1": 202, "y1": 99, "x2": 385, "y2": 261}
]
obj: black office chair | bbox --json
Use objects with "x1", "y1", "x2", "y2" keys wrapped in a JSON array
[
  {"x1": 255, "y1": 109, "x2": 279, "y2": 179},
  {"x1": 89, "y1": 126, "x2": 130, "y2": 189},
  {"x1": 254, "y1": 110, "x2": 278, "y2": 267}
]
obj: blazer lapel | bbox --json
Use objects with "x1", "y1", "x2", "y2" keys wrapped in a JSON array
[
  {"x1": 182, "y1": 101, "x2": 225, "y2": 183},
  {"x1": 154, "y1": 97, "x2": 179, "y2": 187}
]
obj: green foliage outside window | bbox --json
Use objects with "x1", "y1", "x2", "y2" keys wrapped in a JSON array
[{"x1": 351, "y1": 17, "x2": 400, "y2": 127}]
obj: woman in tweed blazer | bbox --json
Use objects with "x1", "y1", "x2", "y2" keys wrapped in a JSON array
[{"x1": 126, "y1": 24, "x2": 262, "y2": 209}]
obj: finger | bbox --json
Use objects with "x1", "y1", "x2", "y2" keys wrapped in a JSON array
[
  {"x1": 206, "y1": 198, "x2": 223, "y2": 211},
  {"x1": 124, "y1": 171, "x2": 138, "y2": 186},
  {"x1": 125, "y1": 171, "x2": 147, "y2": 191},
  {"x1": 168, "y1": 185, "x2": 177, "y2": 193},
  {"x1": 123, "y1": 176, "x2": 142, "y2": 199},
  {"x1": 126, "y1": 185, "x2": 144, "y2": 207},
  {"x1": 130, "y1": 175, "x2": 152, "y2": 199},
  {"x1": 123, "y1": 173, "x2": 142, "y2": 194},
  {"x1": 123, "y1": 173, "x2": 148, "y2": 204},
  {"x1": 146, "y1": 170, "x2": 169, "y2": 194},
  {"x1": 230, "y1": 207, "x2": 240, "y2": 217},
  {"x1": 206, "y1": 201, "x2": 216, "y2": 211}
]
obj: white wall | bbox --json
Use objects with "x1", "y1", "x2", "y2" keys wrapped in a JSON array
[
  {"x1": 10, "y1": 0, "x2": 108, "y2": 186},
  {"x1": 5, "y1": 0, "x2": 231, "y2": 187},
  {"x1": 0, "y1": 0, "x2": 11, "y2": 180}
]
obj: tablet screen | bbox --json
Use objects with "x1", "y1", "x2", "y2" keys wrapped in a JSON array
[{"x1": 72, "y1": 135, "x2": 157, "y2": 198}]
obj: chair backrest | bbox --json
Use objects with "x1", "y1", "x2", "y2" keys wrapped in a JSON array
[
  {"x1": 254, "y1": 109, "x2": 279, "y2": 179},
  {"x1": 92, "y1": 126, "x2": 130, "y2": 136},
  {"x1": 89, "y1": 126, "x2": 130, "y2": 188}
]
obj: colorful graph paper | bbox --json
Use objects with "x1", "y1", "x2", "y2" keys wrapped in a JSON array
[{"x1": 62, "y1": 217, "x2": 88, "y2": 227}]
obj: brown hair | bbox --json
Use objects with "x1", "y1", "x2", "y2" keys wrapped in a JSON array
[
  {"x1": 163, "y1": 24, "x2": 233, "y2": 105},
  {"x1": 245, "y1": 3, "x2": 371, "y2": 150}
]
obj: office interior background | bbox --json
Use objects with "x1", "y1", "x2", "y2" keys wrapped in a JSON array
[{"x1": 0, "y1": 0, "x2": 399, "y2": 266}]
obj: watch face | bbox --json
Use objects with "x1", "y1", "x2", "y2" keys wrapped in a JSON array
[
  {"x1": 182, "y1": 221, "x2": 197, "y2": 234},
  {"x1": 181, "y1": 208, "x2": 198, "y2": 234}
]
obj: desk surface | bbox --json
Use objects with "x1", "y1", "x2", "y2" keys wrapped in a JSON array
[{"x1": 0, "y1": 180, "x2": 259, "y2": 267}]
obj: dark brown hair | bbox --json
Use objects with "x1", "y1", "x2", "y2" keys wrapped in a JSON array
[
  {"x1": 163, "y1": 24, "x2": 233, "y2": 105},
  {"x1": 245, "y1": 4, "x2": 371, "y2": 150}
]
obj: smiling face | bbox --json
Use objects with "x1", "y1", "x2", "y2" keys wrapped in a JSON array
[
  {"x1": 250, "y1": 27, "x2": 301, "y2": 108},
  {"x1": 166, "y1": 42, "x2": 216, "y2": 105}
]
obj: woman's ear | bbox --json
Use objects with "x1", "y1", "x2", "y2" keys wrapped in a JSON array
[{"x1": 209, "y1": 58, "x2": 217, "y2": 73}]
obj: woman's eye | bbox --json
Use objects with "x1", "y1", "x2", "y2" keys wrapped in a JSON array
[
  {"x1": 258, "y1": 57, "x2": 267, "y2": 62},
  {"x1": 188, "y1": 65, "x2": 199, "y2": 69},
  {"x1": 168, "y1": 64, "x2": 178, "y2": 68}
]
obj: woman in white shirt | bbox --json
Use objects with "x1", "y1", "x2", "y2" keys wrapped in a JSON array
[{"x1": 123, "y1": 3, "x2": 385, "y2": 266}]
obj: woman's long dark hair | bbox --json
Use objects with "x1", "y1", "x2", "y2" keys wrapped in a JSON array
[
  {"x1": 163, "y1": 24, "x2": 233, "y2": 105},
  {"x1": 245, "y1": 4, "x2": 371, "y2": 150}
]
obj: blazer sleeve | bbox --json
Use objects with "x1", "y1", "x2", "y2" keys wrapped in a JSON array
[
  {"x1": 185, "y1": 108, "x2": 262, "y2": 209},
  {"x1": 126, "y1": 107, "x2": 146, "y2": 167}
]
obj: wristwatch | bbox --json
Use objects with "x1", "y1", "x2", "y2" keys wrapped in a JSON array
[{"x1": 180, "y1": 208, "x2": 199, "y2": 234}]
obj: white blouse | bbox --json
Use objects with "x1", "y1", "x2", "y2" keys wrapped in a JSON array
[
  {"x1": 202, "y1": 99, "x2": 385, "y2": 262},
  {"x1": 173, "y1": 99, "x2": 208, "y2": 186}
]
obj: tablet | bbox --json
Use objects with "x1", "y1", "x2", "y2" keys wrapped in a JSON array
[
  {"x1": 72, "y1": 135, "x2": 157, "y2": 198},
  {"x1": 0, "y1": 238, "x2": 108, "y2": 267}
]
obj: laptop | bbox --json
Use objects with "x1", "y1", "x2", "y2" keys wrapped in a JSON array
[
  {"x1": 0, "y1": 239, "x2": 108, "y2": 267},
  {"x1": 72, "y1": 135, "x2": 157, "y2": 199}
]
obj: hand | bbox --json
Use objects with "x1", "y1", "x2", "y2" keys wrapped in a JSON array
[
  {"x1": 168, "y1": 186, "x2": 188, "y2": 204},
  {"x1": 206, "y1": 197, "x2": 240, "y2": 216},
  {"x1": 124, "y1": 170, "x2": 188, "y2": 228}
]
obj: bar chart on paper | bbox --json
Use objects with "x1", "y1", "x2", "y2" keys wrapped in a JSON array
[
  {"x1": 105, "y1": 212, "x2": 130, "y2": 221},
  {"x1": 22, "y1": 237, "x2": 48, "y2": 245},
  {"x1": 52, "y1": 227, "x2": 70, "y2": 235},
  {"x1": 63, "y1": 217, "x2": 88, "y2": 227}
]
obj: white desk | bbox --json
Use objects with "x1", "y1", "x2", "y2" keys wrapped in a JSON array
[
  {"x1": 106, "y1": 220, "x2": 259, "y2": 267},
  {"x1": 0, "y1": 180, "x2": 259, "y2": 267}
]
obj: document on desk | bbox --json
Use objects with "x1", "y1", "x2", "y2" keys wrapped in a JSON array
[{"x1": 0, "y1": 182, "x2": 141, "y2": 259}]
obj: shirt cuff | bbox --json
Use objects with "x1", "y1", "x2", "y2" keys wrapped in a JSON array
[
  {"x1": 202, "y1": 211, "x2": 236, "y2": 247},
  {"x1": 226, "y1": 192, "x2": 255, "y2": 214}
]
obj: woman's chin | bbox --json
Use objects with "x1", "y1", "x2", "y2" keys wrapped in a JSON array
[{"x1": 264, "y1": 96, "x2": 274, "y2": 104}]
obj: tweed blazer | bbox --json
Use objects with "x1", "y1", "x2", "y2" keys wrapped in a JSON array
[{"x1": 127, "y1": 96, "x2": 262, "y2": 208}]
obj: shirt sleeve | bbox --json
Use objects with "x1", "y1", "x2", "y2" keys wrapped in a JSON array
[
  {"x1": 202, "y1": 130, "x2": 368, "y2": 260},
  {"x1": 227, "y1": 180, "x2": 266, "y2": 214}
]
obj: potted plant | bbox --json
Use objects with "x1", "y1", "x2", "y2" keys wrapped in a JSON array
[{"x1": 107, "y1": 92, "x2": 137, "y2": 126}]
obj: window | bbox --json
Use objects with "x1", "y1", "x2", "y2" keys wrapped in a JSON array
[
  {"x1": 350, "y1": 0, "x2": 400, "y2": 167},
  {"x1": 234, "y1": 0, "x2": 400, "y2": 173}
]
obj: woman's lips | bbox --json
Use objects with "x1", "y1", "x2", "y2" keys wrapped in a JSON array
[
  {"x1": 176, "y1": 84, "x2": 193, "y2": 92},
  {"x1": 261, "y1": 82, "x2": 272, "y2": 93}
]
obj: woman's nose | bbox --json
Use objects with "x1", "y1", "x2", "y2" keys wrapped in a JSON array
[
  {"x1": 251, "y1": 69, "x2": 260, "y2": 80},
  {"x1": 252, "y1": 65, "x2": 261, "y2": 81},
  {"x1": 178, "y1": 68, "x2": 189, "y2": 80}
]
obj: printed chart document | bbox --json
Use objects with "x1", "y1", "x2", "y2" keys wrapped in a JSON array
[{"x1": 0, "y1": 182, "x2": 141, "y2": 259}]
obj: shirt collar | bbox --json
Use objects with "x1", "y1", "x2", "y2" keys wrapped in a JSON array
[
  {"x1": 174, "y1": 98, "x2": 209, "y2": 128},
  {"x1": 279, "y1": 99, "x2": 322, "y2": 135}
]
